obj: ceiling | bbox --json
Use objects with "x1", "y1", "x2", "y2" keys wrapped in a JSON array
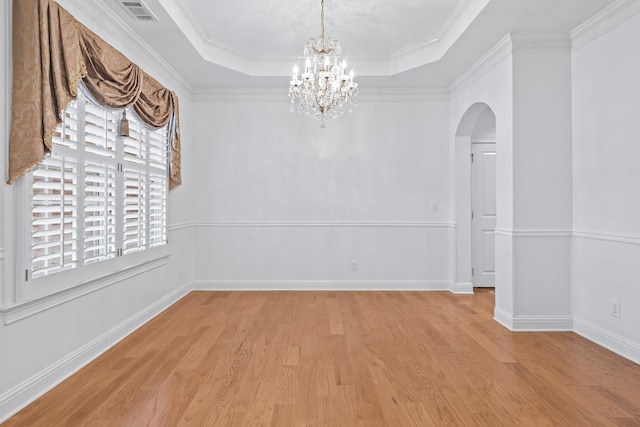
[{"x1": 94, "y1": 0, "x2": 616, "y2": 90}]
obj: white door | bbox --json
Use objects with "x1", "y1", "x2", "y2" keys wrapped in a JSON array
[{"x1": 471, "y1": 143, "x2": 496, "y2": 287}]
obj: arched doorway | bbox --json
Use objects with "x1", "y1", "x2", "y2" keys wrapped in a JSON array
[{"x1": 453, "y1": 103, "x2": 497, "y2": 292}]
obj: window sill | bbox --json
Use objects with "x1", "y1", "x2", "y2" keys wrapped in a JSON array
[{"x1": 2, "y1": 253, "x2": 170, "y2": 325}]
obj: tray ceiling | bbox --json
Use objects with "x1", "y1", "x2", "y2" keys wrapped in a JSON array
[{"x1": 66, "y1": 0, "x2": 618, "y2": 89}]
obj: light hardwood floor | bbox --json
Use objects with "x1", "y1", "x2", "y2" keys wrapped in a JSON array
[{"x1": 5, "y1": 290, "x2": 640, "y2": 426}]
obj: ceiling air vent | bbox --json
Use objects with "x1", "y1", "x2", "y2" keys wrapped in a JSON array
[{"x1": 120, "y1": 1, "x2": 158, "y2": 21}]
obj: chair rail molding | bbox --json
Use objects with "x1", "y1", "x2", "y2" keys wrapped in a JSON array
[
  {"x1": 190, "y1": 220, "x2": 455, "y2": 229},
  {"x1": 573, "y1": 229, "x2": 640, "y2": 245},
  {"x1": 494, "y1": 228, "x2": 573, "y2": 238}
]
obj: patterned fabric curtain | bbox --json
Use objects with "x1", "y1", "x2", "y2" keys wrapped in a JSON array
[{"x1": 8, "y1": 0, "x2": 182, "y2": 189}]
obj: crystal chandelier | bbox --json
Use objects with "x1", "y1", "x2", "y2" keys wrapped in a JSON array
[{"x1": 288, "y1": 0, "x2": 358, "y2": 128}]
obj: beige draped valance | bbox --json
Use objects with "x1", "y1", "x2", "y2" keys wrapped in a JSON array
[{"x1": 8, "y1": 0, "x2": 182, "y2": 189}]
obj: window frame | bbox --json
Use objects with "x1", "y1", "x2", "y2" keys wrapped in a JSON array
[{"x1": 16, "y1": 90, "x2": 170, "y2": 303}]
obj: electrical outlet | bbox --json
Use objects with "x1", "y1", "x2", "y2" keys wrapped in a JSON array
[
  {"x1": 611, "y1": 300, "x2": 621, "y2": 318},
  {"x1": 351, "y1": 260, "x2": 358, "y2": 271},
  {"x1": 431, "y1": 202, "x2": 439, "y2": 212}
]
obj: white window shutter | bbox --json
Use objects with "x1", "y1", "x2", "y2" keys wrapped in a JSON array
[
  {"x1": 148, "y1": 126, "x2": 168, "y2": 247},
  {"x1": 122, "y1": 167, "x2": 147, "y2": 254},
  {"x1": 84, "y1": 161, "x2": 117, "y2": 264},
  {"x1": 28, "y1": 92, "x2": 169, "y2": 283},
  {"x1": 83, "y1": 101, "x2": 119, "y2": 264},
  {"x1": 32, "y1": 157, "x2": 79, "y2": 278}
]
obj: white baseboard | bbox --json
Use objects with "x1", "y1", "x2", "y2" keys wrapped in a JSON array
[
  {"x1": 494, "y1": 307, "x2": 513, "y2": 329},
  {"x1": 450, "y1": 282, "x2": 474, "y2": 294},
  {"x1": 493, "y1": 308, "x2": 573, "y2": 331},
  {"x1": 511, "y1": 315, "x2": 573, "y2": 331},
  {"x1": 574, "y1": 318, "x2": 640, "y2": 365},
  {"x1": 0, "y1": 282, "x2": 192, "y2": 424},
  {"x1": 192, "y1": 280, "x2": 451, "y2": 292}
]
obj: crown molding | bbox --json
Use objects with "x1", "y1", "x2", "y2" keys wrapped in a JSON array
[
  {"x1": 437, "y1": 0, "x2": 484, "y2": 42},
  {"x1": 191, "y1": 89, "x2": 288, "y2": 103},
  {"x1": 571, "y1": 0, "x2": 640, "y2": 49},
  {"x1": 56, "y1": 0, "x2": 193, "y2": 95},
  {"x1": 157, "y1": 0, "x2": 490, "y2": 77},
  {"x1": 510, "y1": 32, "x2": 572, "y2": 52},
  {"x1": 358, "y1": 88, "x2": 449, "y2": 103},
  {"x1": 448, "y1": 33, "x2": 512, "y2": 96},
  {"x1": 389, "y1": 0, "x2": 491, "y2": 75},
  {"x1": 191, "y1": 88, "x2": 449, "y2": 103}
]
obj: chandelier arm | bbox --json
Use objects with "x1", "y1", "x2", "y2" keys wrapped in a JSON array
[{"x1": 315, "y1": 81, "x2": 327, "y2": 111}]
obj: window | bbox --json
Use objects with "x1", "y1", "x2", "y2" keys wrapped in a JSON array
[{"x1": 28, "y1": 90, "x2": 168, "y2": 284}]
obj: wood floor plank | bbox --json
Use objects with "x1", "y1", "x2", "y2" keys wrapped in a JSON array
[{"x1": 5, "y1": 290, "x2": 640, "y2": 426}]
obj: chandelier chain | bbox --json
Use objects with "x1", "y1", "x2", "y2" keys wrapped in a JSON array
[{"x1": 321, "y1": 0, "x2": 325, "y2": 41}]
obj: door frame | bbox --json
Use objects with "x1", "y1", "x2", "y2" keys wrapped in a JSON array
[{"x1": 453, "y1": 103, "x2": 497, "y2": 293}]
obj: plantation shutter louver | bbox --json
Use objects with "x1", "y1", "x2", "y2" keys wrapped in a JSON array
[
  {"x1": 148, "y1": 126, "x2": 168, "y2": 247},
  {"x1": 83, "y1": 101, "x2": 118, "y2": 265},
  {"x1": 122, "y1": 115, "x2": 148, "y2": 254},
  {"x1": 31, "y1": 103, "x2": 80, "y2": 278}
]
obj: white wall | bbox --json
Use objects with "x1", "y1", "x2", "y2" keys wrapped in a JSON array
[
  {"x1": 0, "y1": 1, "x2": 194, "y2": 421},
  {"x1": 450, "y1": 33, "x2": 574, "y2": 331},
  {"x1": 191, "y1": 94, "x2": 453, "y2": 290},
  {"x1": 509, "y1": 39, "x2": 573, "y2": 325},
  {"x1": 572, "y1": 8, "x2": 640, "y2": 363},
  {"x1": 450, "y1": 36, "x2": 515, "y2": 314},
  {"x1": 0, "y1": 0, "x2": 11, "y2": 312}
]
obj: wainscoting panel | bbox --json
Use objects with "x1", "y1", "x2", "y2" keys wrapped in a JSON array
[
  {"x1": 0, "y1": 283, "x2": 190, "y2": 424},
  {"x1": 193, "y1": 221, "x2": 453, "y2": 289},
  {"x1": 0, "y1": 226, "x2": 194, "y2": 423},
  {"x1": 193, "y1": 280, "x2": 450, "y2": 291},
  {"x1": 573, "y1": 232, "x2": 640, "y2": 364}
]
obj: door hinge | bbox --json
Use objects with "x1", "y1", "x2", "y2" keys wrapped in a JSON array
[
  {"x1": 472, "y1": 268, "x2": 475, "y2": 276},
  {"x1": 471, "y1": 153, "x2": 474, "y2": 163},
  {"x1": 25, "y1": 269, "x2": 29, "y2": 282},
  {"x1": 471, "y1": 211, "x2": 474, "y2": 220}
]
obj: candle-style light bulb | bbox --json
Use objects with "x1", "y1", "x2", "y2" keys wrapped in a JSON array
[
  {"x1": 293, "y1": 65, "x2": 298, "y2": 80},
  {"x1": 349, "y1": 70, "x2": 354, "y2": 84},
  {"x1": 342, "y1": 60, "x2": 347, "y2": 74},
  {"x1": 305, "y1": 58, "x2": 311, "y2": 73}
]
